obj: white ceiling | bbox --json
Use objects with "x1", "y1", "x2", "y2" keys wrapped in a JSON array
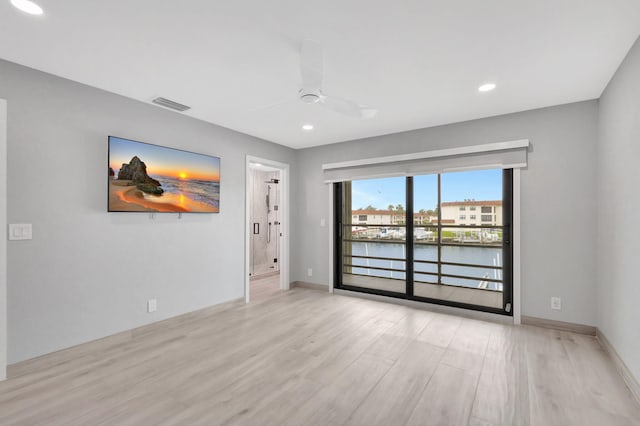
[{"x1": 1, "y1": 1, "x2": 639, "y2": 149}]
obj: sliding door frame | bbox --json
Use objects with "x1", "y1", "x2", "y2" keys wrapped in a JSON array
[{"x1": 334, "y1": 169, "x2": 514, "y2": 316}]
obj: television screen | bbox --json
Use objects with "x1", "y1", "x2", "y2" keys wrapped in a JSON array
[{"x1": 108, "y1": 136, "x2": 220, "y2": 213}]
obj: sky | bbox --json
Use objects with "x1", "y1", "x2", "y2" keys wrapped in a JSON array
[
  {"x1": 351, "y1": 169, "x2": 502, "y2": 211},
  {"x1": 109, "y1": 136, "x2": 220, "y2": 181}
]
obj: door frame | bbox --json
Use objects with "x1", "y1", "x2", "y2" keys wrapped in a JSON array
[
  {"x1": 331, "y1": 169, "x2": 521, "y2": 320},
  {"x1": 245, "y1": 155, "x2": 290, "y2": 303},
  {"x1": 1, "y1": 99, "x2": 7, "y2": 380}
]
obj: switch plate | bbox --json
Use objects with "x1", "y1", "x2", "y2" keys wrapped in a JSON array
[
  {"x1": 148, "y1": 299, "x2": 157, "y2": 313},
  {"x1": 320, "y1": 218, "x2": 326, "y2": 227},
  {"x1": 9, "y1": 223, "x2": 32, "y2": 240},
  {"x1": 307, "y1": 268, "x2": 313, "y2": 277},
  {"x1": 551, "y1": 297, "x2": 562, "y2": 310}
]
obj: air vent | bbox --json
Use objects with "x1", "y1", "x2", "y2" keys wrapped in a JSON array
[{"x1": 151, "y1": 97, "x2": 191, "y2": 112}]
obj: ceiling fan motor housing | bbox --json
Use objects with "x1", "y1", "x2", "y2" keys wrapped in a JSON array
[{"x1": 299, "y1": 89, "x2": 321, "y2": 104}]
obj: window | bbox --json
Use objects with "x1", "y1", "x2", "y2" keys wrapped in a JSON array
[
  {"x1": 358, "y1": 215, "x2": 367, "y2": 221},
  {"x1": 335, "y1": 169, "x2": 513, "y2": 316},
  {"x1": 470, "y1": 206, "x2": 476, "y2": 211},
  {"x1": 481, "y1": 206, "x2": 492, "y2": 213}
]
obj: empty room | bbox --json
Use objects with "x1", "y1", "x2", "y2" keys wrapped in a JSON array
[{"x1": 0, "y1": 0, "x2": 639, "y2": 425}]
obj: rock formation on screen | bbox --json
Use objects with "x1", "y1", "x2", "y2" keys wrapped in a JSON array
[{"x1": 118, "y1": 156, "x2": 164, "y2": 195}]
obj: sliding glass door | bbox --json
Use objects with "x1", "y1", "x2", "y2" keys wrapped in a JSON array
[
  {"x1": 334, "y1": 169, "x2": 513, "y2": 315},
  {"x1": 337, "y1": 176, "x2": 407, "y2": 295}
]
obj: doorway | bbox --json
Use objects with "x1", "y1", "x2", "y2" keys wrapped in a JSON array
[{"x1": 245, "y1": 156, "x2": 290, "y2": 303}]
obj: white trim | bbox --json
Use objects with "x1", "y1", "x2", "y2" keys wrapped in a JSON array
[
  {"x1": 245, "y1": 156, "x2": 290, "y2": 303},
  {"x1": 522, "y1": 316, "x2": 595, "y2": 335},
  {"x1": 322, "y1": 139, "x2": 529, "y2": 170},
  {"x1": 513, "y1": 169, "x2": 521, "y2": 325},
  {"x1": 0, "y1": 99, "x2": 6, "y2": 381},
  {"x1": 245, "y1": 158, "x2": 251, "y2": 303},
  {"x1": 327, "y1": 184, "x2": 334, "y2": 293}
]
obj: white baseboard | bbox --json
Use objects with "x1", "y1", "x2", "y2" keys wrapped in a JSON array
[
  {"x1": 291, "y1": 281, "x2": 328, "y2": 291},
  {"x1": 596, "y1": 328, "x2": 640, "y2": 404},
  {"x1": 521, "y1": 315, "x2": 596, "y2": 336}
]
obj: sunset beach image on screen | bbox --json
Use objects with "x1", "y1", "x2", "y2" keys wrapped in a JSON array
[{"x1": 108, "y1": 136, "x2": 220, "y2": 213}]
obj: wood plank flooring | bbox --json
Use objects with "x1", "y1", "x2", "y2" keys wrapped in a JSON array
[
  {"x1": 250, "y1": 272, "x2": 283, "y2": 301},
  {"x1": 1, "y1": 275, "x2": 639, "y2": 425}
]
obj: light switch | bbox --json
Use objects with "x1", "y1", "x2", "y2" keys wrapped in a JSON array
[
  {"x1": 320, "y1": 218, "x2": 326, "y2": 227},
  {"x1": 9, "y1": 224, "x2": 32, "y2": 240}
]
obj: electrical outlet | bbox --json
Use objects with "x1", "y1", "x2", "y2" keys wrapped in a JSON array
[
  {"x1": 148, "y1": 299, "x2": 157, "y2": 313},
  {"x1": 307, "y1": 268, "x2": 313, "y2": 277},
  {"x1": 551, "y1": 297, "x2": 562, "y2": 310},
  {"x1": 8, "y1": 223, "x2": 32, "y2": 240}
]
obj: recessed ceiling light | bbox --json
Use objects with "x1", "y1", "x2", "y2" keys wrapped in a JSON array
[
  {"x1": 302, "y1": 124, "x2": 314, "y2": 131},
  {"x1": 478, "y1": 83, "x2": 497, "y2": 92},
  {"x1": 10, "y1": 0, "x2": 44, "y2": 15}
]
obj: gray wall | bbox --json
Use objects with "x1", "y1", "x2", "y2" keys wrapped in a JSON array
[
  {"x1": 293, "y1": 100, "x2": 599, "y2": 326},
  {"x1": 597, "y1": 36, "x2": 640, "y2": 382},
  {"x1": 0, "y1": 60, "x2": 295, "y2": 363}
]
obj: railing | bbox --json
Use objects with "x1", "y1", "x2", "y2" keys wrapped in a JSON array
[{"x1": 342, "y1": 223, "x2": 504, "y2": 291}]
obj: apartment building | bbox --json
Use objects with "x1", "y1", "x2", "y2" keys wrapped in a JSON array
[{"x1": 441, "y1": 200, "x2": 503, "y2": 226}]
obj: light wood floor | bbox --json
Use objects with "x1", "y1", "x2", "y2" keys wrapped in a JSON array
[
  {"x1": 250, "y1": 272, "x2": 282, "y2": 301},
  {"x1": 1, "y1": 276, "x2": 639, "y2": 425}
]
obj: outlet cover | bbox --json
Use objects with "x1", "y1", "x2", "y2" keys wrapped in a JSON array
[
  {"x1": 551, "y1": 297, "x2": 562, "y2": 310},
  {"x1": 8, "y1": 223, "x2": 32, "y2": 240},
  {"x1": 307, "y1": 268, "x2": 313, "y2": 277},
  {"x1": 148, "y1": 299, "x2": 157, "y2": 313}
]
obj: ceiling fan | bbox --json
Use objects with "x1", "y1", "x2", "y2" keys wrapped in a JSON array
[
  {"x1": 297, "y1": 39, "x2": 377, "y2": 119},
  {"x1": 249, "y1": 40, "x2": 377, "y2": 119}
]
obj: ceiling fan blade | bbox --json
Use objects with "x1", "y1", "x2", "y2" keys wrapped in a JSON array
[
  {"x1": 320, "y1": 95, "x2": 378, "y2": 119},
  {"x1": 300, "y1": 39, "x2": 323, "y2": 89}
]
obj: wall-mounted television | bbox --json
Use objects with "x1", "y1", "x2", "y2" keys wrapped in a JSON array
[{"x1": 108, "y1": 136, "x2": 220, "y2": 213}]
